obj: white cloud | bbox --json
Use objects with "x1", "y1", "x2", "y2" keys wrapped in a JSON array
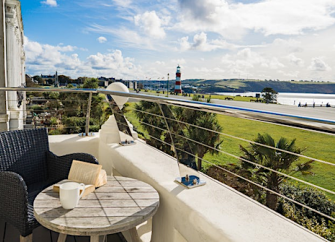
[
  {"x1": 192, "y1": 32, "x2": 209, "y2": 50},
  {"x1": 41, "y1": 0, "x2": 57, "y2": 7},
  {"x1": 24, "y1": 37, "x2": 76, "y2": 66},
  {"x1": 134, "y1": 11, "x2": 166, "y2": 39},
  {"x1": 24, "y1": 37, "x2": 142, "y2": 79},
  {"x1": 87, "y1": 24, "x2": 155, "y2": 50},
  {"x1": 309, "y1": 58, "x2": 331, "y2": 71},
  {"x1": 219, "y1": 47, "x2": 288, "y2": 79},
  {"x1": 269, "y1": 57, "x2": 285, "y2": 70},
  {"x1": 177, "y1": 0, "x2": 335, "y2": 38},
  {"x1": 55, "y1": 54, "x2": 81, "y2": 70},
  {"x1": 86, "y1": 50, "x2": 125, "y2": 70},
  {"x1": 97, "y1": 36, "x2": 107, "y2": 43},
  {"x1": 287, "y1": 54, "x2": 304, "y2": 67},
  {"x1": 179, "y1": 32, "x2": 238, "y2": 51},
  {"x1": 238, "y1": 0, "x2": 335, "y2": 36},
  {"x1": 112, "y1": 0, "x2": 132, "y2": 8},
  {"x1": 25, "y1": 0, "x2": 335, "y2": 82},
  {"x1": 194, "y1": 66, "x2": 226, "y2": 74},
  {"x1": 179, "y1": 36, "x2": 191, "y2": 51},
  {"x1": 172, "y1": 58, "x2": 186, "y2": 65}
]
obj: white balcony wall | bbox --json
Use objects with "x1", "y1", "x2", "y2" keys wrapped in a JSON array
[{"x1": 49, "y1": 122, "x2": 327, "y2": 242}]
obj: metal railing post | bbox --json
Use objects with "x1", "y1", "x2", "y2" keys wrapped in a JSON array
[
  {"x1": 158, "y1": 104, "x2": 179, "y2": 165},
  {"x1": 85, "y1": 92, "x2": 92, "y2": 136}
]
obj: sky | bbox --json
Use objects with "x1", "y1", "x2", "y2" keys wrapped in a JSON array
[{"x1": 21, "y1": 0, "x2": 335, "y2": 81}]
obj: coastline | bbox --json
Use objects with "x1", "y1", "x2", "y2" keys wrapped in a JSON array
[{"x1": 216, "y1": 92, "x2": 335, "y2": 107}]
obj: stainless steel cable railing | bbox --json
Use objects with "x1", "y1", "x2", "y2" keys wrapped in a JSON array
[
  {"x1": 128, "y1": 106, "x2": 335, "y2": 194},
  {"x1": 129, "y1": 119, "x2": 335, "y2": 222},
  {"x1": 1, "y1": 86, "x2": 335, "y2": 228},
  {"x1": 128, "y1": 106, "x2": 335, "y2": 167}
]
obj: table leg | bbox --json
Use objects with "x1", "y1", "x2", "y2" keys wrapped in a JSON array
[
  {"x1": 91, "y1": 235, "x2": 108, "y2": 242},
  {"x1": 57, "y1": 233, "x2": 67, "y2": 242},
  {"x1": 19, "y1": 234, "x2": 32, "y2": 242},
  {"x1": 128, "y1": 227, "x2": 141, "y2": 242}
]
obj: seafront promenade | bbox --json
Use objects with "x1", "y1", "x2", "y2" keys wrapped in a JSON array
[
  {"x1": 131, "y1": 93, "x2": 335, "y2": 133},
  {"x1": 209, "y1": 98, "x2": 335, "y2": 133}
]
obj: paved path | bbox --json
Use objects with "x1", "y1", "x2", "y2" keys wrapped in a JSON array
[
  {"x1": 211, "y1": 99, "x2": 335, "y2": 123},
  {"x1": 130, "y1": 92, "x2": 335, "y2": 132}
]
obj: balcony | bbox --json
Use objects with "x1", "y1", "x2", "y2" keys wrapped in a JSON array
[{"x1": 0, "y1": 87, "x2": 333, "y2": 242}]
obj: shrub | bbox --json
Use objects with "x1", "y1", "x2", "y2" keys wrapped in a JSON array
[{"x1": 278, "y1": 183, "x2": 335, "y2": 223}]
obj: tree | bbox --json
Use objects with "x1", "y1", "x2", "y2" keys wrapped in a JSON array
[
  {"x1": 134, "y1": 101, "x2": 174, "y2": 156},
  {"x1": 58, "y1": 75, "x2": 71, "y2": 85},
  {"x1": 83, "y1": 78, "x2": 99, "y2": 89},
  {"x1": 33, "y1": 75, "x2": 43, "y2": 85},
  {"x1": 262, "y1": 87, "x2": 277, "y2": 103},
  {"x1": 239, "y1": 133, "x2": 313, "y2": 210},
  {"x1": 134, "y1": 96, "x2": 222, "y2": 171},
  {"x1": 278, "y1": 183, "x2": 335, "y2": 241},
  {"x1": 59, "y1": 78, "x2": 109, "y2": 134},
  {"x1": 75, "y1": 77, "x2": 86, "y2": 85},
  {"x1": 175, "y1": 95, "x2": 222, "y2": 170},
  {"x1": 26, "y1": 75, "x2": 38, "y2": 87}
]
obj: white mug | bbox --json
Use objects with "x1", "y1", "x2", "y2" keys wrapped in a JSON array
[{"x1": 59, "y1": 182, "x2": 86, "y2": 209}]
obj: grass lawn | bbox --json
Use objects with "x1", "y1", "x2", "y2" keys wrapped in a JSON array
[
  {"x1": 125, "y1": 102, "x2": 335, "y2": 198},
  {"x1": 132, "y1": 89, "x2": 256, "y2": 102},
  {"x1": 202, "y1": 114, "x2": 335, "y2": 197}
]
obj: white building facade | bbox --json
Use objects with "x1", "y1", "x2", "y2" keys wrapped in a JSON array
[{"x1": 0, "y1": 0, "x2": 25, "y2": 131}]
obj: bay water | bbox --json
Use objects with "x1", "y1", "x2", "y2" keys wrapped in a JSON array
[{"x1": 216, "y1": 92, "x2": 335, "y2": 107}]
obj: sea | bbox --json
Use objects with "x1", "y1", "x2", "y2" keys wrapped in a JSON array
[{"x1": 216, "y1": 92, "x2": 335, "y2": 107}]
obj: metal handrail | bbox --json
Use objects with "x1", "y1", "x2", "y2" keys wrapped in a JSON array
[
  {"x1": 1, "y1": 87, "x2": 335, "y2": 125},
  {"x1": 2, "y1": 87, "x2": 335, "y2": 224}
]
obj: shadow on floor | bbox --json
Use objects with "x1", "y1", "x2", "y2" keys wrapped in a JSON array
[{"x1": 0, "y1": 220, "x2": 126, "y2": 242}]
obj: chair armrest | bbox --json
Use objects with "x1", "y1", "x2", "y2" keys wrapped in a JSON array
[
  {"x1": 0, "y1": 171, "x2": 29, "y2": 232},
  {"x1": 46, "y1": 151, "x2": 98, "y2": 184}
]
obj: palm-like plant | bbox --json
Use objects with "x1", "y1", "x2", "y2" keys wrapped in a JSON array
[
  {"x1": 175, "y1": 95, "x2": 222, "y2": 171},
  {"x1": 135, "y1": 101, "x2": 174, "y2": 156},
  {"x1": 186, "y1": 111, "x2": 222, "y2": 170},
  {"x1": 240, "y1": 133, "x2": 313, "y2": 210},
  {"x1": 135, "y1": 99, "x2": 222, "y2": 170}
]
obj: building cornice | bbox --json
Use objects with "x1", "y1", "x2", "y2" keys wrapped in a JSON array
[{"x1": 5, "y1": 0, "x2": 23, "y2": 44}]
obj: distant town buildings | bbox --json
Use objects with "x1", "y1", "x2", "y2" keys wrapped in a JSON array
[
  {"x1": 98, "y1": 77, "x2": 116, "y2": 87},
  {"x1": 41, "y1": 71, "x2": 59, "y2": 87}
]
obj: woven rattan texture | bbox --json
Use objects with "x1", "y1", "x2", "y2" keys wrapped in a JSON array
[
  {"x1": 0, "y1": 128, "x2": 98, "y2": 237},
  {"x1": 0, "y1": 128, "x2": 49, "y2": 185}
]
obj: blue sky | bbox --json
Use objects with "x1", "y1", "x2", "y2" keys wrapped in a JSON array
[{"x1": 21, "y1": 0, "x2": 335, "y2": 81}]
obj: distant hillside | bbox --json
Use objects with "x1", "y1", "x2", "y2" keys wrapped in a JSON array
[{"x1": 184, "y1": 79, "x2": 335, "y2": 94}]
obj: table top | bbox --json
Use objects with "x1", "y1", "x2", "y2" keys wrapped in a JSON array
[{"x1": 34, "y1": 176, "x2": 159, "y2": 236}]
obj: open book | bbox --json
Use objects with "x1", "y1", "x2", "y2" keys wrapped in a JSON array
[
  {"x1": 53, "y1": 160, "x2": 108, "y2": 197},
  {"x1": 53, "y1": 179, "x2": 95, "y2": 197}
]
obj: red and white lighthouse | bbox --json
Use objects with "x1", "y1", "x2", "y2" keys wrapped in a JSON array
[{"x1": 174, "y1": 65, "x2": 182, "y2": 94}]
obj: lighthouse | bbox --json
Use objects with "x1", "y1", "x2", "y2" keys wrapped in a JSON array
[{"x1": 174, "y1": 65, "x2": 182, "y2": 94}]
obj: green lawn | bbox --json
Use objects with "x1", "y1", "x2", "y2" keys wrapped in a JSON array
[
  {"x1": 125, "y1": 102, "x2": 335, "y2": 198},
  {"x1": 132, "y1": 89, "x2": 255, "y2": 102},
  {"x1": 202, "y1": 114, "x2": 335, "y2": 197}
]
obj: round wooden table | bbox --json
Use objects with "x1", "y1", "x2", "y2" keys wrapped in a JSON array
[{"x1": 34, "y1": 176, "x2": 159, "y2": 242}]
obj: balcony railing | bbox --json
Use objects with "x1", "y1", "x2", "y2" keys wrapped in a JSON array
[{"x1": 0, "y1": 86, "x2": 334, "y2": 242}]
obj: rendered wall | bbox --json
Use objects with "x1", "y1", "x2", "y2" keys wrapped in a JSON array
[
  {"x1": 2, "y1": 0, "x2": 25, "y2": 131},
  {"x1": 0, "y1": 0, "x2": 8, "y2": 132},
  {"x1": 49, "y1": 130, "x2": 326, "y2": 242}
]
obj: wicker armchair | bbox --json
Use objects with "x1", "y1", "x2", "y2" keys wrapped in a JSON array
[{"x1": 0, "y1": 128, "x2": 98, "y2": 242}]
